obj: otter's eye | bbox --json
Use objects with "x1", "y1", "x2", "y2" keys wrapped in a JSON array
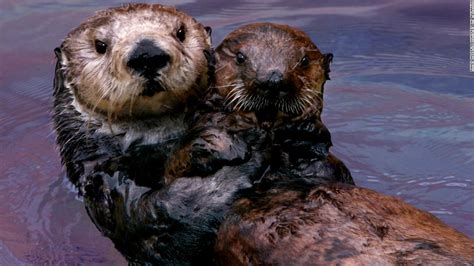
[
  {"x1": 236, "y1": 52, "x2": 246, "y2": 65},
  {"x1": 300, "y1": 56, "x2": 310, "y2": 68},
  {"x1": 177, "y1": 26, "x2": 186, "y2": 42},
  {"x1": 95, "y1": 40, "x2": 107, "y2": 54}
]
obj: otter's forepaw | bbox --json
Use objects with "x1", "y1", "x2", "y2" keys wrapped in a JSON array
[
  {"x1": 83, "y1": 172, "x2": 117, "y2": 232},
  {"x1": 274, "y1": 119, "x2": 332, "y2": 160},
  {"x1": 166, "y1": 129, "x2": 250, "y2": 181}
]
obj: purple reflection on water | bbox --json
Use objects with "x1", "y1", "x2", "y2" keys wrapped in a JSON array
[{"x1": 0, "y1": 0, "x2": 472, "y2": 264}]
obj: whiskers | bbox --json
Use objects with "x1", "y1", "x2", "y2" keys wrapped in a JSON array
[
  {"x1": 91, "y1": 83, "x2": 116, "y2": 116},
  {"x1": 275, "y1": 96, "x2": 303, "y2": 114},
  {"x1": 221, "y1": 81, "x2": 263, "y2": 112},
  {"x1": 222, "y1": 76, "x2": 322, "y2": 116},
  {"x1": 296, "y1": 75, "x2": 323, "y2": 115},
  {"x1": 223, "y1": 82, "x2": 276, "y2": 112}
]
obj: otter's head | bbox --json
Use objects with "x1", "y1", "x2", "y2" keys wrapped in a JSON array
[
  {"x1": 56, "y1": 4, "x2": 212, "y2": 119},
  {"x1": 214, "y1": 23, "x2": 332, "y2": 118}
]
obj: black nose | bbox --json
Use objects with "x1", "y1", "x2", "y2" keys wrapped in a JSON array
[
  {"x1": 259, "y1": 71, "x2": 288, "y2": 97},
  {"x1": 127, "y1": 39, "x2": 170, "y2": 78},
  {"x1": 266, "y1": 71, "x2": 284, "y2": 86}
]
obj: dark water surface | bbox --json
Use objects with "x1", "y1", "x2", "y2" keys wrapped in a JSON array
[{"x1": 1, "y1": 0, "x2": 472, "y2": 264}]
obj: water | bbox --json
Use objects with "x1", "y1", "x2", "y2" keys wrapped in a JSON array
[{"x1": 0, "y1": 0, "x2": 472, "y2": 264}]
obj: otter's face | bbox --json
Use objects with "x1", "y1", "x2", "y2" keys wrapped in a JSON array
[
  {"x1": 58, "y1": 4, "x2": 212, "y2": 118},
  {"x1": 215, "y1": 23, "x2": 332, "y2": 117}
]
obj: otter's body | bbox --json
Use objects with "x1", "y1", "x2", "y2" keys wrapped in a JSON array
[
  {"x1": 215, "y1": 177, "x2": 474, "y2": 265},
  {"x1": 165, "y1": 23, "x2": 353, "y2": 185}
]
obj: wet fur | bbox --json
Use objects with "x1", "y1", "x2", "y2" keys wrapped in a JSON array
[
  {"x1": 215, "y1": 177, "x2": 474, "y2": 265},
  {"x1": 209, "y1": 23, "x2": 474, "y2": 266},
  {"x1": 165, "y1": 23, "x2": 352, "y2": 185},
  {"x1": 55, "y1": 15, "x2": 474, "y2": 265},
  {"x1": 77, "y1": 22, "x2": 352, "y2": 264},
  {"x1": 52, "y1": 4, "x2": 218, "y2": 263},
  {"x1": 53, "y1": 3, "x2": 212, "y2": 189}
]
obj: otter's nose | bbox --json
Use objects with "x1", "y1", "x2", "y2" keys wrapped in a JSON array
[
  {"x1": 266, "y1": 71, "x2": 284, "y2": 86},
  {"x1": 259, "y1": 71, "x2": 289, "y2": 97},
  {"x1": 127, "y1": 39, "x2": 170, "y2": 78}
]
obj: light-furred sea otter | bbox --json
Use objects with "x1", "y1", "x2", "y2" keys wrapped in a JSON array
[
  {"x1": 52, "y1": 3, "x2": 220, "y2": 263},
  {"x1": 53, "y1": 3, "x2": 212, "y2": 190}
]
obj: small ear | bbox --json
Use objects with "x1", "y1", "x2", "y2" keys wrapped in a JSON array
[
  {"x1": 54, "y1": 47, "x2": 62, "y2": 59},
  {"x1": 203, "y1": 26, "x2": 212, "y2": 47},
  {"x1": 203, "y1": 49, "x2": 216, "y2": 67},
  {"x1": 323, "y1": 53, "x2": 333, "y2": 80},
  {"x1": 203, "y1": 49, "x2": 212, "y2": 63},
  {"x1": 205, "y1": 26, "x2": 212, "y2": 36}
]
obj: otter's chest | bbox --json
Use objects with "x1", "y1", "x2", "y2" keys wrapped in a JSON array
[{"x1": 98, "y1": 114, "x2": 187, "y2": 153}]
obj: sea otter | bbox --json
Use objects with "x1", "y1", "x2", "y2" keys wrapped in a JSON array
[
  {"x1": 52, "y1": 4, "x2": 218, "y2": 263},
  {"x1": 208, "y1": 23, "x2": 474, "y2": 266},
  {"x1": 164, "y1": 23, "x2": 353, "y2": 186},
  {"x1": 52, "y1": 3, "x2": 212, "y2": 190},
  {"x1": 81, "y1": 22, "x2": 474, "y2": 265}
]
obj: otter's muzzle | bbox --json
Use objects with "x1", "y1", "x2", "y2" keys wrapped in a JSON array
[
  {"x1": 258, "y1": 70, "x2": 291, "y2": 98},
  {"x1": 127, "y1": 39, "x2": 170, "y2": 78}
]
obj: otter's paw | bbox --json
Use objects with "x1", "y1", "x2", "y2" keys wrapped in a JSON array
[
  {"x1": 83, "y1": 172, "x2": 119, "y2": 235},
  {"x1": 274, "y1": 119, "x2": 332, "y2": 160},
  {"x1": 166, "y1": 129, "x2": 250, "y2": 181},
  {"x1": 83, "y1": 171, "x2": 152, "y2": 237}
]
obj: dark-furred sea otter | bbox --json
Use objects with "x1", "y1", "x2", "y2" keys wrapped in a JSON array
[{"x1": 164, "y1": 22, "x2": 352, "y2": 187}]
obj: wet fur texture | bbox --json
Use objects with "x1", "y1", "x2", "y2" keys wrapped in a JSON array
[
  {"x1": 52, "y1": 4, "x2": 219, "y2": 263},
  {"x1": 164, "y1": 23, "x2": 353, "y2": 185},
  {"x1": 77, "y1": 22, "x2": 353, "y2": 264},
  {"x1": 53, "y1": 3, "x2": 212, "y2": 189},
  {"x1": 207, "y1": 25, "x2": 473, "y2": 266},
  {"x1": 215, "y1": 177, "x2": 474, "y2": 265},
  {"x1": 54, "y1": 13, "x2": 474, "y2": 265}
]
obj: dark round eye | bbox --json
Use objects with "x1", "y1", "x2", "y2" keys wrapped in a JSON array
[
  {"x1": 300, "y1": 55, "x2": 310, "y2": 67},
  {"x1": 95, "y1": 40, "x2": 107, "y2": 54},
  {"x1": 236, "y1": 52, "x2": 246, "y2": 65},
  {"x1": 177, "y1": 26, "x2": 186, "y2": 42}
]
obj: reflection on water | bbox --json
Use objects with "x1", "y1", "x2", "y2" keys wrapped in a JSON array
[{"x1": 0, "y1": 0, "x2": 472, "y2": 264}]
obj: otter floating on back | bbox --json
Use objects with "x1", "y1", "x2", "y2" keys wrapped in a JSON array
[
  {"x1": 53, "y1": 3, "x2": 212, "y2": 189},
  {"x1": 212, "y1": 23, "x2": 474, "y2": 266}
]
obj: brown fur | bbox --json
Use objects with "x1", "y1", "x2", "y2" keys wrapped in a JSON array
[
  {"x1": 164, "y1": 23, "x2": 348, "y2": 185},
  {"x1": 213, "y1": 22, "x2": 331, "y2": 120},
  {"x1": 214, "y1": 181, "x2": 474, "y2": 265},
  {"x1": 208, "y1": 23, "x2": 473, "y2": 265},
  {"x1": 165, "y1": 23, "x2": 353, "y2": 183}
]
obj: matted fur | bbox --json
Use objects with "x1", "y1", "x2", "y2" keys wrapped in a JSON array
[{"x1": 53, "y1": 3, "x2": 212, "y2": 186}]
